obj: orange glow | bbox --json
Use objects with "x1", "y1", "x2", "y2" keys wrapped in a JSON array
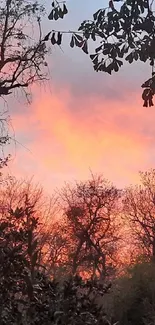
[{"x1": 10, "y1": 85, "x2": 155, "y2": 192}]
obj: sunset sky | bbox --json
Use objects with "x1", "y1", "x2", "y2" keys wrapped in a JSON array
[{"x1": 4, "y1": 0, "x2": 155, "y2": 194}]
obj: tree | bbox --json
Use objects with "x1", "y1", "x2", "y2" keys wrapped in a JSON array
[
  {"x1": 103, "y1": 261, "x2": 155, "y2": 325},
  {"x1": 0, "y1": 197, "x2": 42, "y2": 323},
  {"x1": 0, "y1": 176, "x2": 61, "y2": 269},
  {"x1": 0, "y1": 179, "x2": 113, "y2": 324},
  {"x1": 59, "y1": 175, "x2": 121, "y2": 280},
  {"x1": 48, "y1": 0, "x2": 155, "y2": 107},
  {"x1": 0, "y1": 0, "x2": 47, "y2": 97},
  {"x1": 0, "y1": 0, "x2": 48, "y2": 169},
  {"x1": 123, "y1": 169, "x2": 155, "y2": 262}
]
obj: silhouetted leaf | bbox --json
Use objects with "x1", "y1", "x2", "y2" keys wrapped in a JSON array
[
  {"x1": 57, "y1": 32, "x2": 62, "y2": 45},
  {"x1": 82, "y1": 41, "x2": 88, "y2": 54},
  {"x1": 51, "y1": 32, "x2": 56, "y2": 45},
  {"x1": 114, "y1": 61, "x2": 119, "y2": 72},
  {"x1": 95, "y1": 45, "x2": 102, "y2": 53},
  {"x1": 116, "y1": 59, "x2": 123, "y2": 67},
  {"x1": 48, "y1": 10, "x2": 54, "y2": 20},
  {"x1": 93, "y1": 9, "x2": 102, "y2": 21},
  {"x1": 106, "y1": 62, "x2": 114, "y2": 74},
  {"x1": 91, "y1": 32, "x2": 96, "y2": 41},
  {"x1": 70, "y1": 35, "x2": 75, "y2": 48},
  {"x1": 58, "y1": 8, "x2": 64, "y2": 19},
  {"x1": 63, "y1": 3, "x2": 68, "y2": 15},
  {"x1": 74, "y1": 37, "x2": 82, "y2": 47},
  {"x1": 43, "y1": 32, "x2": 51, "y2": 41},
  {"x1": 54, "y1": 8, "x2": 59, "y2": 20},
  {"x1": 133, "y1": 51, "x2": 139, "y2": 61},
  {"x1": 74, "y1": 33, "x2": 83, "y2": 42},
  {"x1": 90, "y1": 54, "x2": 98, "y2": 65},
  {"x1": 125, "y1": 52, "x2": 133, "y2": 63}
]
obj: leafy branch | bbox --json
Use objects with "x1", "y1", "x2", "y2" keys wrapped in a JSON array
[{"x1": 48, "y1": 0, "x2": 155, "y2": 107}]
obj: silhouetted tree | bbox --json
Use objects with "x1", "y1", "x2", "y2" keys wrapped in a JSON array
[
  {"x1": 123, "y1": 169, "x2": 155, "y2": 262},
  {"x1": 0, "y1": 0, "x2": 48, "y2": 97},
  {"x1": 0, "y1": 177, "x2": 60, "y2": 268},
  {"x1": 59, "y1": 175, "x2": 121, "y2": 280},
  {"x1": 0, "y1": 187, "x2": 113, "y2": 324},
  {"x1": 104, "y1": 262, "x2": 155, "y2": 325},
  {"x1": 0, "y1": 0, "x2": 49, "y2": 169}
]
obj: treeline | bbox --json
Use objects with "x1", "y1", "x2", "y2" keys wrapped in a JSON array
[{"x1": 1, "y1": 170, "x2": 155, "y2": 324}]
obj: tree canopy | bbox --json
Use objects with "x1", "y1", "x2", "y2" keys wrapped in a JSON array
[{"x1": 48, "y1": 0, "x2": 155, "y2": 107}]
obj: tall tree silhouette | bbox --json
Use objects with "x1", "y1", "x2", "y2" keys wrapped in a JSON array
[
  {"x1": 59, "y1": 175, "x2": 121, "y2": 280},
  {"x1": 123, "y1": 169, "x2": 155, "y2": 262},
  {"x1": 0, "y1": 0, "x2": 48, "y2": 169}
]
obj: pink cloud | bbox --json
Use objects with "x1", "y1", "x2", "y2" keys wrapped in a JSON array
[{"x1": 9, "y1": 85, "x2": 155, "y2": 192}]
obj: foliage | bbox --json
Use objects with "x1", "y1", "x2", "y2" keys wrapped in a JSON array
[
  {"x1": 0, "y1": 0, "x2": 49, "y2": 170},
  {"x1": 4, "y1": 172, "x2": 155, "y2": 323},
  {"x1": 0, "y1": 196, "x2": 41, "y2": 323},
  {"x1": 0, "y1": 0, "x2": 48, "y2": 97},
  {"x1": 59, "y1": 175, "x2": 121, "y2": 280},
  {"x1": 103, "y1": 262, "x2": 155, "y2": 325},
  {"x1": 49, "y1": 0, "x2": 155, "y2": 107},
  {"x1": 0, "y1": 190, "x2": 113, "y2": 324},
  {"x1": 48, "y1": 0, "x2": 68, "y2": 21},
  {"x1": 123, "y1": 169, "x2": 155, "y2": 261}
]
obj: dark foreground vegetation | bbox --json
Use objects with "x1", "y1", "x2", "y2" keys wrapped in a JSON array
[{"x1": 0, "y1": 172, "x2": 155, "y2": 324}]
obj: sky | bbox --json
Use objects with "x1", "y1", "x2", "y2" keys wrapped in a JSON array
[{"x1": 3, "y1": 0, "x2": 155, "y2": 194}]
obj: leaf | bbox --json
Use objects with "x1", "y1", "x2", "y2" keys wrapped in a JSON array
[
  {"x1": 57, "y1": 32, "x2": 62, "y2": 45},
  {"x1": 133, "y1": 51, "x2": 139, "y2": 61},
  {"x1": 150, "y1": 59, "x2": 154, "y2": 66},
  {"x1": 74, "y1": 33, "x2": 83, "y2": 42},
  {"x1": 74, "y1": 37, "x2": 82, "y2": 47},
  {"x1": 95, "y1": 45, "x2": 102, "y2": 53},
  {"x1": 51, "y1": 33, "x2": 56, "y2": 45},
  {"x1": 140, "y1": 4, "x2": 145, "y2": 14},
  {"x1": 43, "y1": 32, "x2": 51, "y2": 41},
  {"x1": 54, "y1": 8, "x2": 59, "y2": 20},
  {"x1": 106, "y1": 62, "x2": 114, "y2": 74},
  {"x1": 70, "y1": 35, "x2": 75, "y2": 48},
  {"x1": 125, "y1": 52, "x2": 133, "y2": 63},
  {"x1": 48, "y1": 10, "x2": 54, "y2": 20},
  {"x1": 82, "y1": 41, "x2": 88, "y2": 54},
  {"x1": 113, "y1": 61, "x2": 119, "y2": 72},
  {"x1": 116, "y1": 59, "x2": 123, "y2": 67},
  {"x1": 58, "y1": 8, "x2": 64, "y2": 19},
  {"x1": 109, "y1": 0, "x2": 114, "y2": 10},
  {"x1": 91, "y1": 32, "x2": 96, "y2": 41},
  {"x1": 63, "y1": 3, "x2": 68, "y2": 15},
  {"x1": 103, "y1": 48, "x2": 110, "y2": 55},
  {"x1": 93, "y1": 9, "x2": 101, "y2": 21},
  {"x1": 120, "y1": 44, "x2": 129, "y2": 57},
  {"x1": 90, "y1": 54, "x2": 98, "y2": 64}
]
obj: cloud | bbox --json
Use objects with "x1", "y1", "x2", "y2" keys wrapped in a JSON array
[{"x1": 9, "y1": 82, "x2": 155, "y2": 193}]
